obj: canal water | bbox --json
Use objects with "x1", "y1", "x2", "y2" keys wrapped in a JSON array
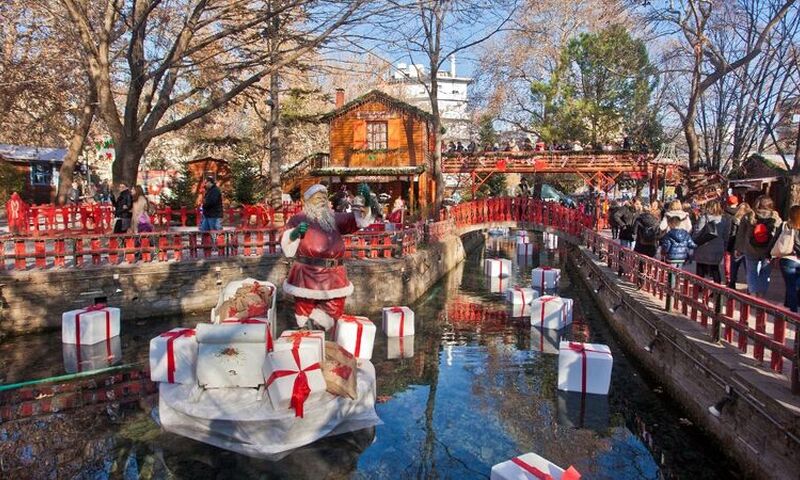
[{"x1": 0, "y1": 232, "x2": 745, "y2": 479}]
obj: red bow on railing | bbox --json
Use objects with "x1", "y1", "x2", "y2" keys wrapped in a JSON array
[
  {"x1": 159, "y1": 328, "x2": 196, "y2": 383},
  {"x1": 265, "y1": 347, "x2": 321, "y2": 418}
]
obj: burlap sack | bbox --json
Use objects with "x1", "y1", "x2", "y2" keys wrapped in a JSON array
[{"x1": 322, "y1": 341, "x2": 357, "y2": 399}]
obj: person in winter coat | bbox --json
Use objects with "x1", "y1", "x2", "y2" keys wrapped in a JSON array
[
  {"x1": 692, "y1": 201, "x2": 731, "y2": 283},
  {"x1": 723, "y1": 195, "x2": 740, "y2": 287},
  {"x1": 659, "y1": 200, "x2": 692, "y2": 233},
  {"x1": 633, "y1": 201, "x2": 661, "y2": 258},
  {"x1": 130, "y1": 185, "x2": 151, "y2": 234},
  {"x1": 776, "y1": 205, "x2": 800, "y2": 311},
  {"x1": 728, "y1": 202, "x2": 752, "y2": 289},
  {"x1": 608, "y1": 200, "x2": 620, "y2": 239},
  {"x1": 113, "y1": 182, "x2": 133, "y2": 233},
  {"x1": 735, "y1": 195, "x2": 782, "y2": 297},
  {"x1": 660, "y1": 216, "x2": 696, "y2": 266},
  {"x1": 614, "y1": 201, "x2": 637, "y2": 248},
  {"x1": 200, "y1": 176, "x2": 223, "y2": 231}
]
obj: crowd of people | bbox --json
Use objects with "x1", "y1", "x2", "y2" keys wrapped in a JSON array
[
  {"x1": 608, "y1": 194, "x2": 800, "y2": 312},
  {"x1": 442, "y1": 135, "x2": 643, "y2": 155}
]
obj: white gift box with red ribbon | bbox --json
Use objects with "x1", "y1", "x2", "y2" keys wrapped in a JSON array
[
  {"x1": 382, "y1": 306, "x2": 415, "y2": 337},
  {"x1": 558, "y1": 341, "x2": 613, "y2": 395},
  {"x1": 489, "y1": 275, "x2": 511, "y2": 294},
  {"x1": 543, "y1": 232, "x2": 559, "y2": 250},
  {"x1": 149, "y1": 328, "x2": 198, "y2": 385},
  {"x1": 530, "y1": 295, "x2": 568, "y2": 330},
  {"x1": 387, "y1": 335, "x2": 414, "y2": 359},
  {"x1": 516, "y1": 235, "x2": 530, "y2": 245},
  {"x1": 561, "y1": 298, "x2": 574, "y2": 324},
  {"x1": 491, "y1": 452, "x2": 581, "y2": 480},
  {"x1": 517, "y1": 243, "x2": 535, "y2": 256},
  {"x1": 484, "y1": 258, "x2": 512, "y2": 277},
  {"x1": 506, "y1": 286, "x2": 538, "y2": 306},
  {"x1": 531, "y1": 267, "x2": 560, "y2": 290},
  {"x1": 334, "y1": 315, "x2": 376, "y2": 360},
  {"x1": 63, "y1": 336, "x2": 122, "y2": 374},
  {"x1": 195, "y1": 323, "x2": 272, "y2": 388},
  {"x1": 62, "y1": 305, "x2": 121, "y2": 345},
  {"x1": 263, "y1": 343, "x2": 327, "y2": 418},
  {"x1": 530, "y1": 324, "x2": 561, "y2": 355},
  {"x1": 276, "y1": 329, "x2": 325, "y2": 363}
]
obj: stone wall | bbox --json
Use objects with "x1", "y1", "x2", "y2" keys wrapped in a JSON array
[
  {"x1": 0, "y1": 232, "x2": 482, "y2": 336},
  {"x1": 568, "y1": 244, "x2": 800, "y2": 480}
]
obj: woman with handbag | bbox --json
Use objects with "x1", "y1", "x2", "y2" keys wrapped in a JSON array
[
  {"x1": 692, "y1": 201, "x2": 731, "y2": 283},
  {"x1": 774, "y1": 205, "x2": 800, "y2": 311}
]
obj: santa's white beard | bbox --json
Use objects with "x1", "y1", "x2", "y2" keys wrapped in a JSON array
[{"x1": 304, "y1": 202, "x2": 336, "y2": 232}]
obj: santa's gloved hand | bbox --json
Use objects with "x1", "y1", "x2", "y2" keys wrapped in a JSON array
[{"x1": 290, "y1": 222, "x2": 308, "y2": 240}]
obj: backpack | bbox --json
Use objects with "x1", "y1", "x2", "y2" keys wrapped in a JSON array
[
  {"x1": 750, "y1": 219, "x2": 774, "y2": 248},
  {"x1": 639, "y1": 224, "x2": 659, "y2": 244},
  {"x1": 694, "y1": 217, "x2": 718, "y2": 246}
]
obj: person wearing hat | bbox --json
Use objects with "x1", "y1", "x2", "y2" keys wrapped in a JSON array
[
  {"x1": 281, "y1": 183, "x2": 374, "y2": 330},
  {"x1": 200, "y1": 176, "x2": 223, "y2": 231}
]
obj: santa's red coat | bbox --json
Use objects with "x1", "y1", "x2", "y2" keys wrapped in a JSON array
[{"x1": 281, "y1": 212, "x2": 360, "y2": 300}]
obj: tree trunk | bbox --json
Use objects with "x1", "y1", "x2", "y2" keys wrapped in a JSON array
[
  {"x1": 112, "y1": 141, "x2": 145, "y2": 187},
  {"x1": 268, "y1": 70, "x2": 282, "y2": 210},
  {"x1": 429, "y1": 79, "x2": 444, "y2": 217},
  {"x1": 792, "y1": 121, "x2": 800, "y2": 174},
  {"x1": 56, "y1": 86, "x2": 96, "y2": 205}
]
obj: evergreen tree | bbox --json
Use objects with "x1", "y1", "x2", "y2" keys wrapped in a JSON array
[
  {"x1": 160, "y1": 163, "x2": 196, "y2": 209},
  {"x1": 229, "y1": 157, "x2": 266, "y2": 206}
]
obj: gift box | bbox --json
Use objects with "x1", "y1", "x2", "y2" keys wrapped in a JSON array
[
  {"x1": 491, "y1": 452, "x2": 581, "y2": 480},
  {"x1": 62, "y1": 304, "x2": 121, "y2": 345},
  {"x1": 382, "y1": 306, "x2": 415, "y2": 337},
  {"x1": 556, "y1": 390, "x2": 610, "y2": 432},
  {"x1": 561, "y1": 298, "x2": 574, "y2": 324},
  {"x1": 509, "y1": 302, "x2": 531, "y2": 319},
  {"x1": 506, "y1": 286, "x2": 538, "y2": 306},
  {"x1": 558, "y1": 341, "x2": 613, "y2": 395},
  {"x1": 543, "y1": 232, "x2": 559, "y2": 250},
  {"x1": 530, "y1": 295, "x2": 568, "y2": 330},
  {"x1": 263, "y1": 343, "x2": 327, "y2": 417},
  {"x1": 516, "y1": 229, "x2": 529, "y2": 239},
  {"x1": 334, "y1": 315, "x2": 376, "y2": 360},
  {"x1": 530, "y1": 325, "x2": 561, "y2": 354},
  {"x1": 387, "y1": 335, "x2": 414, "y2": 359},
  {"x1": 276, "y1": 329, "x2": 325, "y2": 362},
  {"x1": 195, "y1": 323, "x2": 271, "y2": 388},
  {"x1": 63, "y1": 336, "x2": 122, "y2": 374},
  {"x1": 484, "y1": 258, "x2": 512, "y2": 277},
  {"x1": 149, "y1": 328, "x2": 198, "y2": 384},
  {"x1": 516, "y1": 235, "x2": 530, "y2": 244},
  {"x1": 489, "y1": 275, "x2": 511, "y2": 294},
  {"x1": 516, "y1": 243, "x2": 535, "y2": 256},
  {"x1": 322, "y1": 341, "x2": 358, "y2": 399},
  {"x1": 531, "y1": 267, "x2": 560, "y2": 291}
]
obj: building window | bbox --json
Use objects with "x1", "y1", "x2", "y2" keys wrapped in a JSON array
[
  {"x1": 366, "y1": 121, "x2": 388, "y2": 150},
  {"x1": 30, "y1": 162, "x2": 53, "y2": 186}
]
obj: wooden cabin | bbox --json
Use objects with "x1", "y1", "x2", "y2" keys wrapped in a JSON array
[
  {"x1": 0, "y1": 144, "x2": 66, "y2": 204},
  {"x1": 300, "y1": 89, "x2": 436, "y2": 213},
  {"x1": 187, "y1": 156, "x2": 231, "y2": 205}
]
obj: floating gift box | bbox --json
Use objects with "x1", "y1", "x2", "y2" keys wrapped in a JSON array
[
  {"x1": 530, "y1": 295, "x2": 569, "y2": 330},
  {"x1": 509, "y1": 302, "x2": 531, "y2": 319},
  {"x1": 491, "y1": 452, "x2": 581, "y2": 480},
  {"x1": 195, "y1": 323, "x2": 271, "y2": 388},
  {"x1": 485, "y1": 258, "x2": 512, "y2": 277},
  {"x1": 516, "y1": 229, "x2": 529, "y2": 239},
  {"x1": 561, "y1": 298, "x2": 574, "y2": 324},
  {"x1": 543, "y1": 232, "x2": 559, "y2": 250},
  {"x1": 382, "y1": 306, "x2": 415, "y2": 337},
  {"x1": 531, "y1": 267, "x2": 560, "y2": 291},
  {"x1": 557, "y1": 341, "x2": 613, "y2": 395},
  {"x1": 530, "y1": 325, "x2": 562, "y2": 354},
  {"x1": 63, "y1": 336, "x2": 122, "y2": 374},
  {"x1": 489, "y1": 275, "x2": 511, "y2": 294},
  {"x1": 62, "y1": 305, "x2": 121, "y2": 346},
  {"x1": 276, "y1": 329, "x2": 325, "y2": 363},
  {"x1": 334, "y1": 315, "x2": 376, "y2": 360},
  {"x1": 506, "y1": 286, "x2": 538, "y2": 306},
  {"x1": 149, "y1": 328, "x2": 198, "y2": 385},
  {"x1": 556, "y1": 390, "x2": 610, "y2": 432},
  {"x1": 263, "y1": 343, "x2": 327, "y2": 418},
  {"x1": 516, "y1": 243, "x2": 535, "y2": 256},
  {"x1": 516, "y1": 235, "x2": 530, "y2": 245},
  {"x1": 387, "y1": 335, "x2": 414, "y2": 359}
]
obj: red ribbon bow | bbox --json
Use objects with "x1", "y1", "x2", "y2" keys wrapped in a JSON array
[
  {"x1": 265, "y1": 347, "x2": 321, "y2": 417},
  {"x1": 75, "y1": 304, "x2": 111, "y2": 358},
  {"x1": 159, "y1": 329, "x2": 196, "y2": 383},
  {"x1": 511, "y1": 457, "x2": 581, "y2": 480},
  {"x1": 340, "y1": 315, "x2": 365, "y2": 358},
  {"x1": 389, "y1": 307, "x2": 407, "y2": 337}
]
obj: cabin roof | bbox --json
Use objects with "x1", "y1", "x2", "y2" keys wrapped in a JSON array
[
  {"x1": 321, "y1": 90, "x2": 434, "y2": 123},
  {"x1": 0, "y1": 144, "x2": 66, "y2": 163}
]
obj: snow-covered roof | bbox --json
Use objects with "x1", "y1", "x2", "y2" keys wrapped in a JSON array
[{"x1": 0, "y1": 144, "x2": 66, "y2": 163}]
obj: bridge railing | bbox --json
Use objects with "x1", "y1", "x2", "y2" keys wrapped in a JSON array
[{"x1": 583, "y1": 228, "x2": 799, "y2": 394}]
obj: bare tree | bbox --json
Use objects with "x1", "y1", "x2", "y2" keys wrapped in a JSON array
[
  {"x1": 644, "y1": 0, "x2": 797, "y2": 174},
  {"x1": 58, "y1": 0, "x2": 366, "y2": 186}
]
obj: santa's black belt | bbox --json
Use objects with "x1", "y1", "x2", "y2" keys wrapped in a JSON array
[{"x1": 294, "y1": 256, "x2": 344, "y2": 268}]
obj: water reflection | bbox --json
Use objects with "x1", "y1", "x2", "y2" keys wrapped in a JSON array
[{"x1": 0, "y1": 233, "x2": 743, "y2": 479}]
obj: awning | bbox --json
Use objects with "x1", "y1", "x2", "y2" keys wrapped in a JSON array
[{"x1": 311, "y1": 165, "x2": 426, "y2": 178}]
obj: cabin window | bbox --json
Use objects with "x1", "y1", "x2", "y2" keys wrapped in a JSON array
[
  {"x1": 366, "y1": 121, "x2": 388, "y2": 150},
  {"x1": 30, "y1": 162, "x2": 53, "y2": 186}
]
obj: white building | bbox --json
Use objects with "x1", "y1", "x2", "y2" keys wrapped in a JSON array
[{"x1": 391, "y1": 56, "x2": 474, "y2": 141}]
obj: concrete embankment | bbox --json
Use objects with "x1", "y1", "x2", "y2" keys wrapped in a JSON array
[
  {"x1": 568, "y1": 243, "x2": 800, "y2": 480},
  {"x1": 0, "y1": 231, "x2": 485, "y2": 336}
]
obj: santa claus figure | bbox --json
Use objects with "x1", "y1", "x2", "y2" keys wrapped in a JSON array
[{"x1": 281, "y1": 184, "x2": 373, "y2": 329}]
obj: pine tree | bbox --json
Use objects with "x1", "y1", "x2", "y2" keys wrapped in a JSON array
[{"x1": 161, "y1": 163, "x2": 196, "y2": 209}]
